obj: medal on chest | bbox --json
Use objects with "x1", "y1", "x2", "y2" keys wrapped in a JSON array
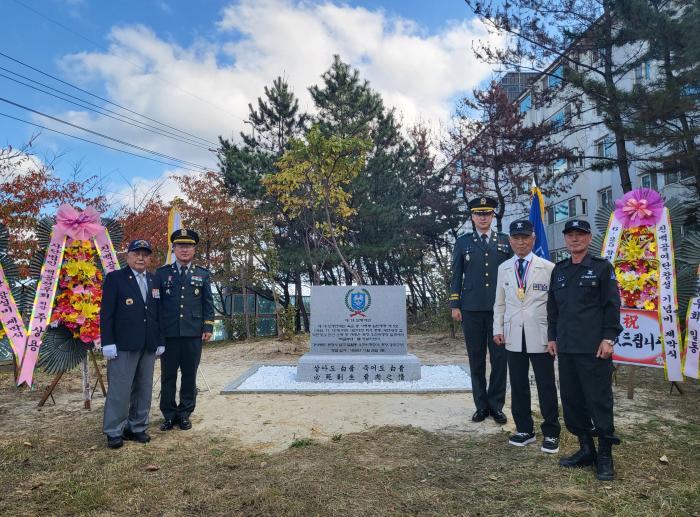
[{"x1": 514, "y1": 259, "x2": 532, "y2": 302}]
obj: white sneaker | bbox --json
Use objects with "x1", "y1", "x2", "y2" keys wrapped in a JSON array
[
  {"x1": 509, "y1": 432, "x2": 536, "y2": 446},
  {"x1": 541, "y1": 436, "x2": 560, "y2": 453}
]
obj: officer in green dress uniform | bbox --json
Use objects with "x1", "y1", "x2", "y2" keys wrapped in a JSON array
[
  {"x1": 156, "y1": 229, "x2": 215, "y2": 431},
  {"x1": 450, "y1": 196, "x2": 513, "y2": 424}
]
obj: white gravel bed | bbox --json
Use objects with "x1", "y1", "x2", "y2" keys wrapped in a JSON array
[{"x1": 225, "y1": 364, "x2": 471, "y2": 393}]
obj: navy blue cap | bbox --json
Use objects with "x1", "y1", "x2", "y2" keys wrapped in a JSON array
[
  {"x1": 562, "y1": 219, "x2": 591, "y2": 234},
  {"x1": 127, "y1": 239, "x2": 153, "y2": 253},
  {"x1": 509, "y1": 219, "x2": 534, "y2": 236}
]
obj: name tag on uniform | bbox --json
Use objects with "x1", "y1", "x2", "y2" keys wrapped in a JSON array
[
  {"x1": 152, "y1": 289, "x2": 160, "y2": 299},
  {"x1": 532, "y1": 283, "x2": 548, "y2": 291}
]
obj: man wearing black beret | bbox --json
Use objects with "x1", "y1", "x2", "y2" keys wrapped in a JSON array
[
  {"x1": 450, "y1": 196, "x2": 513, "y2": 424},
  {"x1": 156, "y1": 229, "x2": 215, "y2": 431}
]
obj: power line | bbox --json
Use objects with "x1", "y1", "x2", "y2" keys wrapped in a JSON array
[
  {"x1": 0, "y1": 50, "x2": 219, "y2": 148},
  {"x1": 0, "y1": 96, "x2": 212, "y2": 170},
  {"x1": 11, "y1": 0, "x2": 240, "y2": 124},
  {"x1": 0, "y1": 68, "x2": 213, "y2": 150},
  {"x1": 0, "y1": 110, "x2": 209, "y2": 173}
]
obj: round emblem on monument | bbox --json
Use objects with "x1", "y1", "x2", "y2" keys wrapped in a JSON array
[{"x1": 345, "y1": 288, "x2": 372, "y2": 317}]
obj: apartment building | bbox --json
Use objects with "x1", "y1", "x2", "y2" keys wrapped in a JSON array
[{"x1": 500, "y1": 51, "x2": 694, "y2": 261}]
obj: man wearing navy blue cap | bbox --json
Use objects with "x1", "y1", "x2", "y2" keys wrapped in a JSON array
[
  {"x1": 156, "y1": 228, "x2": 215, "y2": 431},
  {"x1": 101, "y1": 239, "x2": 164, "y2": 449},
  {"x1": 547, "y1": 218, "x2": 622, "y2": 480}
]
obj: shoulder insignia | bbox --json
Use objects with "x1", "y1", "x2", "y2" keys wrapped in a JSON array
[
  {"x1": 157, "y1": 264, "x2": 171, "y2": 270},
  {"x1": 194, "y1": 265, "x2": 209, "y2": 272}
]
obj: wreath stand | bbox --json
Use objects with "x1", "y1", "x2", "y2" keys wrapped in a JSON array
[{"x1": 37, "y1": 350, "x2": 106, "y2": 409}]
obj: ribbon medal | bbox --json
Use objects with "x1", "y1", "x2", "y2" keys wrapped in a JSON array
[{"x1": 514, "y1": 258, "x2": 532, "y2": 302}]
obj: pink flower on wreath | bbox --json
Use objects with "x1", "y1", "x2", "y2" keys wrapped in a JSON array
[{"x1": 614, "y1": 188, "x2": 664, "y2": 228}]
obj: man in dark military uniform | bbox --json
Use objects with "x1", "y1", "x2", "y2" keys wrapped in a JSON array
[
  {"x1": 450, "y1": 196, "x2": 513, "y2": 424},
  {"x1": 547, "y1": 219, "x2": 622, "y2": 481},
  {"x1": 156, "y1": 229, "x2": 215, "y2": 431}
]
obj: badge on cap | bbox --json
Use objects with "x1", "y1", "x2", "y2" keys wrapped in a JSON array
[
  {"x1": 516, "y1": 222, "x2": 522, "y2": 228},
  {"x1": 181, "y1": 229, "x2": 187, "y2": 236},
  {"x1": 480, "y1": 197, "x2": 486, "y2": 205},
  {"x1": 572, "y1": 221, "x2": 579, "y2": 227}
]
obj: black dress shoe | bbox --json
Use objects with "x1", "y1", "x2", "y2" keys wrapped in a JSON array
[
  {"x1": 472, "y1": 409, "x2": 490, "y2": 422},
  {"x1": 178, "y1": 417, "x2": 192, "y2": 430},
  {"x1": 123, "y1": 428, "x2": 151, "y2": 443},
  {"x1": 107, "y1": 436, "x2": 123, "y2": 449},
  {"x1": 492, "y1": 409, "x2": 508, "y2": 425},
  {"x1": 160, "y1": 419, "x2": 176, "y2": 431}
]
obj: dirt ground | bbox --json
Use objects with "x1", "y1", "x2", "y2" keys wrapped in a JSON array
[{"x1": 0, "y1": 333, "x2": 683, "y2": 452}]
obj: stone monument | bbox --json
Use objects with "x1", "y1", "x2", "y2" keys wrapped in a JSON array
[{"x1": 297, "y1": 285, "x2": 421, "y2": 382}]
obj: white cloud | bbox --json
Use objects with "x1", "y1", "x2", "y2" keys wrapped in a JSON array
[{"x1": 55, "y1": 0, "x2": 501, "y2": 201}]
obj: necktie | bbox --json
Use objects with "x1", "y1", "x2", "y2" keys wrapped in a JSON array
[
  {"x1": 481, "y1": 234, "x2": 488, "y2": 244},
  {"x1": 517, "y1": 258, "x2": 526, "y2": 286},
  {"x1": 180, "y1": 265, "x2": 187, "y2": 280},
  {"x1": 137, "y1": 273, "x2": 147, "y2": 302}
]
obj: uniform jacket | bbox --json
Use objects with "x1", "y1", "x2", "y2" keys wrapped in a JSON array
[
  {"x1": 493, "y1": 254, "x2": 555, "y2": 353},
  {"x1": 450, "y1": 230, "x2": 513, "y2": 311},
  {"x1": 547, "y1": 253, "x2": 623, "y2": 353},
  {"x1": 99, "y1": 267, "x2": 163, "y2": 352},
  {"x1": 156, "y1": 262, "x2": 215, "y2": 338}
]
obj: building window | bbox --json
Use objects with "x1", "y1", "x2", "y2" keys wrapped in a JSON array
[
  {"x1": 551, "y1": 108, "x2": 566, "y2": 129},
  {"x1": 520, "y1": 93, "x2": 532, "y2": 114},
  {"x1": 550, "y1": 248, "x2": 571, "y2": 263},
  {"x1": 598, "y1": 187, "x2": 613, "y2": 207},
  {"x1": 640, "y1": 173, "x2": 657, "y2": 189},
  {"x1": 549, "y1": 64, "x2": 564, "y2": 88},
  {"x1": 634, "y1": 61, "x2": 652, "y2": 85},
  {"x1": 568, "y1": 147, "x2": 584, "y2": 169},
  {"x1": 550, "y1": 157, "x2": 568, "y2": 175},
  {"x1": 546, "y1": 196, "x2": 581, "y2": 224},
  {"x1": 596, "y1": 136, "x2": 615, "y2": 158}
]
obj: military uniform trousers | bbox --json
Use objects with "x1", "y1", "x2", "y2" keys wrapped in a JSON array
[
  {"x1": 160, "y1": 336, "x2": 203, "y2": 421},
  {"x1": 461, "y1": 310, "x2": 507, "y2": 412},
  {"x1": 506, "y1": 333, "x2": 560, "y2": 437},
  {"x1": 558, "y1": 352, "x2": 615, "y2": 439},
  {"x1": 103, "y1": 349, "x2": 156, "y2": 438}
]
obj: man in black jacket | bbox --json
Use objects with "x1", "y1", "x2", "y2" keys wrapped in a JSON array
[
  {"x1": 547, "y1": 219, "x2": 623, "y2": 480},
  {"x1": 101, "y1": 239, "x2": 164, "y2": 449},
  {"x1": 156, "y1": 229, "x2": 215, "y2": 431}
]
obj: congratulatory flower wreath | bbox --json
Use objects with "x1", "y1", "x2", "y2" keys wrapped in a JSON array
[
  {"x1": 50, "y1": 239, "x2": 103, "y2": 347},
  {"x1": 612, "y1": 189, "x2": 664, "y2": 312}
]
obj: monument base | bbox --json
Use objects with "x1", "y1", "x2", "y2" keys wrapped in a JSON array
[{"x1": 297, "y1": 353, "x2": 422, "y2": 383}]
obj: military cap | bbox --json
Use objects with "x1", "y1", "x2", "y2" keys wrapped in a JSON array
[
  {"x1": 170, "y1": 228, "x2": 200, "y2": 245},
  {"x1": 468, "y1": 196, "x2": 498, "y2": 213},
  {"x1": 127, "y1": 239, "x2": 153, "y2": 253},
  {"x1": 562, "y1": 219, "x2": 591, "y2": 234},
  {"x1": 509, "y1": 219, "x2": 534, "y2": 236}
]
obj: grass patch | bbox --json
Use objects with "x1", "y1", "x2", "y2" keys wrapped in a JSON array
[{"x1": 289, "y1": 438, "x2": 315, "y2": 449}]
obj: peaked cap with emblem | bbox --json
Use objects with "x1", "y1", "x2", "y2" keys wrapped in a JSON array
[
  {"x1": 127, "y1": 239, "x2": 153, "y2": 253},
  {"x1": 170, "y1": 228, "x2": 200, "y2": 245},
  {"x1": 509, "y1": 219, "x2": 533, "y2": 236},
  {"x1": 467, "y1": 196, "x2": 498, "y2": 213},
  {"x1": 562, "y1": 219, "x2": 591, "y2": 234}
]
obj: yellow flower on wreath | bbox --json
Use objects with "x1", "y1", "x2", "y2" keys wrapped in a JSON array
[{"x1": 65, "y1": 260, "x2": 97, "y2": 278}]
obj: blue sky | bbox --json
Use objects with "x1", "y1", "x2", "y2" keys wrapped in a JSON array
[{"x1": 1, "y1": 0, "x2": 497, "y2": 212}]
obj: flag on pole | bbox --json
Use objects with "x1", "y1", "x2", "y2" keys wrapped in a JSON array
[
  {"x1": 529, "y1": 183, "x2": 550, "y2": 259},
  {"x1": 166, "y1": 200, "x2": 183, "y2": 265}
]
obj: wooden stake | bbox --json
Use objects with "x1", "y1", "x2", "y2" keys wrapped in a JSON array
[
  {"x1": 89, "y1": 350, "x2": 107, "y2": 397},
  {"x1": 626, "y1": 365, "x2": 636, "y2": 400},
  {"x1": 37, "y1": 371, "x2": 64, "y2": 408}
]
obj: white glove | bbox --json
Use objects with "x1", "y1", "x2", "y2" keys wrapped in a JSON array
[
  {"x1": 102, "y1": 344, "x2": 118, "y2": 360},
  {"x1": 155, "y1": 346, "x2": 165, "y2": 357}
]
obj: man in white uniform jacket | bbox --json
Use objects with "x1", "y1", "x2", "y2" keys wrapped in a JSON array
[{"x1": 494, "y1": 219, "x2": 561, "y2": 453}]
